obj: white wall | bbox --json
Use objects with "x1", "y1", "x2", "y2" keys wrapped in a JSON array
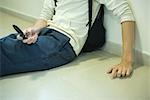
[{"x1": 0, "y1": 0, "x2": 150, "y2": 55}]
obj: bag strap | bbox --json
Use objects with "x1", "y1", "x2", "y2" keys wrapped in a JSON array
[
  {"x1": 96, "y1": 4, "x2": 104, "y2": 22},
  {"x1": 88, "y1": 0, "x2": 104, "y2": 30},
  {"x1": 88, "y1": 0, "x2": 92, "y2": 30},
  {"x1": 54, "y1": 0, "x2": 57, "y2": 15},
  {"x1": 54, "y1": 0, "x2": 57, "y2": 6}
]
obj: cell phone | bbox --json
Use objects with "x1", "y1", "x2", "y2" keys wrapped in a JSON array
[{"x1": 12, "y1": 25, "x2": 27, "y2": 39}]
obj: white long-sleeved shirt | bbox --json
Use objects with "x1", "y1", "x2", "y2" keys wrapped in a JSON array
[{"x1": 40, "y1": 0, "x2": 135, "y2": 55}]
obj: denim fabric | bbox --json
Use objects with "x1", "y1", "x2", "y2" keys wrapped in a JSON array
[{"x1": 0, "y1": 28, "x2": 76, "y2": 76}]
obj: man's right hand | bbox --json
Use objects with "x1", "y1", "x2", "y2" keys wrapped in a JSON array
[
  {"x1": 17, "y1": 19, "x2": 48, "y2": 44},
  {"x1": 17, "y1": 26, "x2": 40, "y2": 44},
  {"x1": 23, "y1": 27, "x2": 40, "y2": 44}
]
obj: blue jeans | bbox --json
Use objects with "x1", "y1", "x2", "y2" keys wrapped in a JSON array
[{"x1": 0, "y1": 28, "x2": 76, "y2": 76}]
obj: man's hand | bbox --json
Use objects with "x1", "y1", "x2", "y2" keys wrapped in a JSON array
[
  {"x1": 23, "y1": 27, "x2": 39, "y2": 44},
  {"x1": 17, "y1": 27, "x2": 39, "y2": 44},
  {"x1": 17, "y1": 19, "x2": 47, "y2": 44},
  {"x1": 107, "y1": 61, "x2": 133, "y2": 79}
]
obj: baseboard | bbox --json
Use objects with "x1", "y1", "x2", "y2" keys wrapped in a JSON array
[
  {"x1": 0, "y1": 6, "x2": 37, "y2": 23},
  {"x1": 1, "y1": 6, "x2": 149, "y2": 66},
  {"x1": 103, "y1": 42, "x2": 150, "y2": 66}
]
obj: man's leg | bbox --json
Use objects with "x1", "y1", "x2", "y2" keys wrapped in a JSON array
[{"x1": 0, "y1": 29, "x2": 76, "y2": 76}]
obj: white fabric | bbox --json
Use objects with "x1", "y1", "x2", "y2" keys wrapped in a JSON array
[{"x1": 40, "y1": 0, "x2": 135, "y2": 55}]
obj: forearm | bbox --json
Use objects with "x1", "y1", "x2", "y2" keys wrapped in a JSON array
[{"x1": 121, "y1": 21, "x2": 135, "y2": 64}]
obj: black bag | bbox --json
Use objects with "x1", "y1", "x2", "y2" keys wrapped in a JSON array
[
  {"x1": 82, "y1": 0, "x2": 106, "y2": 52},
  {"x1": 54, "y1": 0, "x2": 106, "y2": 52}
]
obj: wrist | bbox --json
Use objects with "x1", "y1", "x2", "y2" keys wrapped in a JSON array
[
  {"x1": 33, "y1": 19, "x2": 47, "y2": 31},
  {"x1": 121, "y1": 55, "x2": 133, "y2": 65},
  {"x1": 121, "y1": 49, "x2": 133, "y2": 64}
]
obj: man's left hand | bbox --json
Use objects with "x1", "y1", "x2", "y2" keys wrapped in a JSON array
[{"x1": 107, "y1": 61, "x2": 133, "y2": 79}]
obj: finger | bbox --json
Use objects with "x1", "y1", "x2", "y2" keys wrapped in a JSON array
[
  {"x1": 32, "y1": 38, "x2": 37, "y2": 44},
  {"x1": 31, "y1": 34, "x2": 38, "y2": 43},
  {"x1": 117, "y1": 68, "x2": 122, "y2": 78},
  {"x1": 23, "y1": 37, "x2": 32, "y2": 44},
  {"x1": 23, "y1": 38, "x2": 28, "y2": 43},
  {"x1": 32, "y1": 36, "x2": 38, "y2": 43},
  {"x1": 27, "y1": 37, "x2": 35, "y2": 44},
  {"x1": 110, "y1": 68, "x2": 118, "y2": 79},
  {"x1": 27, "y1": 34, "x2": 38, "y2": 44},
  {"x1": 126, "y1": 67, "x2": 132, "y2": 76},
  {"x1": 121, "y1": 68, "x2": 127, "y2": 77},
  {"x1": 107, "y1": 67, "x2": 113, "y2": 74}
]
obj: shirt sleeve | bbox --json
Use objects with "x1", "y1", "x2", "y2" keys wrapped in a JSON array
[
  {"x1": 39, "y1": 0, "x2": 55, "y2": 20},
  {"x1": 98, "y1": 0, "x2": 135, "y2": 23}
]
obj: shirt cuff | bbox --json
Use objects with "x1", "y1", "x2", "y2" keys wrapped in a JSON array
[{"x1": 120, "y1": 15, "x2": 135, "y2": 23}]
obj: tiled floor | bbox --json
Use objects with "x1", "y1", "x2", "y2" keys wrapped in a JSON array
[{"x1": 0, "y1": 11, "x2": 150, "y2": 100}]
